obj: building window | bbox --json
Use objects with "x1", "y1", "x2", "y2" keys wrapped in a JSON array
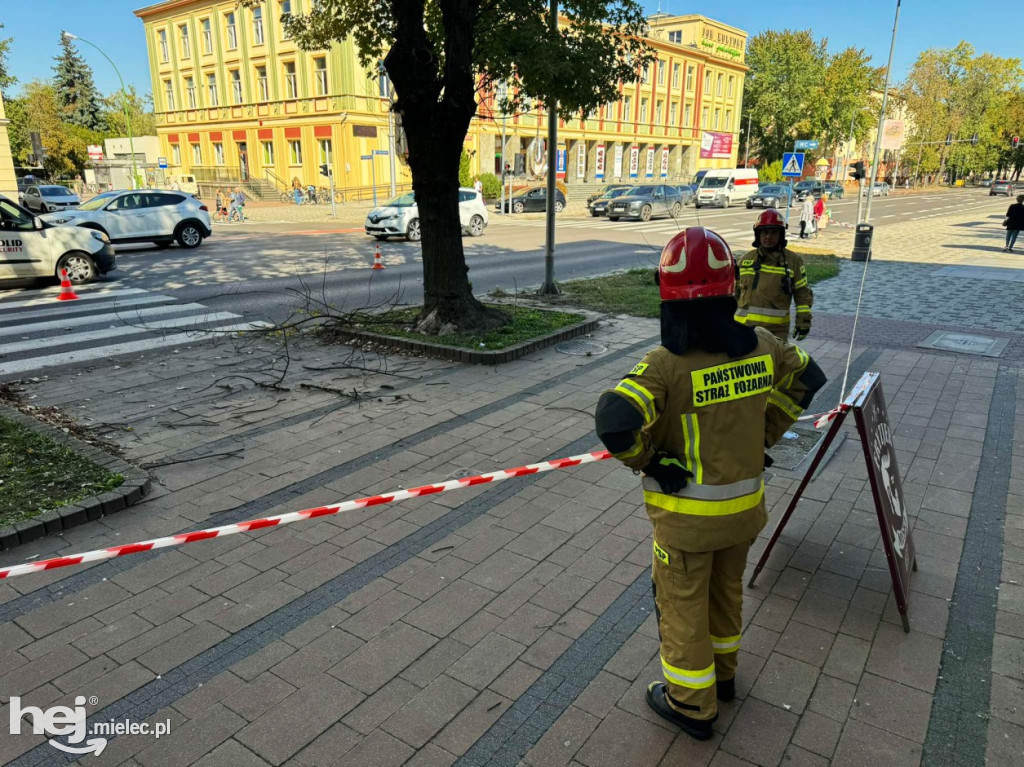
[
  {"x1": 704, "y1": 71, "x2": 712, "y2": 94},
  {"x1": 717, "y1": 74, "x2": 723, "y2": 96},
  {"x1": 202, "y1": 19, "x2": 212, "y2": 54},
  {"x1": 640, "y1": 98, "x2": 648, "y2": 122},
  {"x1": 225, "y1": 12, "x2": 237, "y2": 49},
  {"x1": 280, "y1": 0, "x2": 292, "y2": 39},
  {"x1": 641, "y1": 64, "x2": 650, "y2": 84},
  {"x1": 289, "y1": 139, "x2": 302, "y2": 165},
  {"x1": 158, "y1": 29, "x2": 168, "y2": 63},
  {"x1": 164, "y1": 79, "x2": 174, "y2": 110},
  {"x1": 623, "y1": 96, "x2": 632, "y2": 120},
  {"x1": 314, "y1": 56, "x2": 328, "y2": 96},
  {"x1": 672, "y1": 63, "x2": 680, "y2": 88},
  {"x1": 283, "y1": 62, "x2": 297, "y2": 99},
  {"x1": 686, "y1": 66, "x2": 694, "y2": 91},
  {"x1": 179, "y1": 24, "x2": 190, "y2": 59},
  {"x1": 726, "y1": 109, "x2": 733, "y2": 130},
  {"x1": 185, "y1": 76, "x2": 196, "y2": 108},
  {"x1": 668, "y1": 30, "x2": 682, "y2": 44},
  {"x1": 701, "y1": 106, "x2": 709, "y2": 128},
  {"x1": 256, "y1": 65, "x2": 268, "y2": 101},
  {"x1": 230, "y1": 69, "x2": 242, "y2": 104},
  {"x1": 192, "y1": 143, "x2": 201, "y2": 164},
  {"x1": 670, "y1": 101, "x2": 678, "y2": 125},
  {"x1": 657, "y1": 62, "x2": 665, "y2": 85},
  {"x1": 262, "y1": 140, "x2": 274, "y2": 165},
  {"x1": 207, "y1": 73, "x2": 218, "y2": 106},
  {"x1": 252, "y1": 6, "x2": 264, "y2": 45},
  {"x1": 728, "y1": 76, "x2": 735, "y2": 99},
  {"x1": 214, "y1": 143, "x2": 224, "y2": 165},
  {"x1": 684, "y1": 102, "x2": 692, "y2": 126},
  {"x1": 171, "y1": 144, "x2": 181, "y2": 165},
  {"x1": 655, "y1": 100, "x2": 663, "y2": 124},
  {"x1": 604, "y1": 102, "x2": 614, "y2": 120},
  {"x1": 318, "y1": 138, "x2": 332, "y2": 166},
  {"x1": 714, "y1": 108, "x2": 720, "y2": 129},
  {"x1": 378, "y1": 67, "x2": 391, "y2": 99}
]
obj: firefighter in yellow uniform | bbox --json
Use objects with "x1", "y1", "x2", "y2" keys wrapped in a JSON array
[
  {"x1": 595, "y1": 227, "x2": 826, "y2": 740},
  {"x1": 735, "y1": 208, "x2": 814, "y2": 341}
]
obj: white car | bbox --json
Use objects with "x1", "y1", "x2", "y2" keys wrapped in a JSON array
[
  {"x1": 0, "y1": 195, "x2": 116, "y2": 285},
  {"x1": 19, "y1": 184, "x2": 81, "y2": 214},
  {"x1": 41, "y1": 190, "x2": 212, "y2": 249},
  {"x1": 365, "y1": 187, "x2": 489, "y2": 242}
]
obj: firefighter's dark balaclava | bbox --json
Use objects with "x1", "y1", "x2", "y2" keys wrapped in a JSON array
[{"x1": 660, "y1": 297, "x2": 758, "y2": 358}]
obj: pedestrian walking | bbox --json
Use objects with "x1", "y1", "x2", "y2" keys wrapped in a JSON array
[
  {"x1": 595, "y1": 226, "x2": 826, "y2": 741},
  {"x1": 799, "y1": 194, "x2": 815, "y2": 239},
  {"x1": 291, "y1": 177, "x2": 303, "y2": 206},
  {"x1": 813, "y1": 193, "x2": 826, "y2": 234},
  {"x1": 1003, "y1": 194, "x2": 1024, "y2": 253},
  {"x1": 214, "y1": 188, "x2": 228, "y2": 223},
  {"x1": 307, "y1": 183, "x2": 317, "y2": 204},
  {"x1": 735, "y1": 209, "x2": 814, "y2": 341},
  {"x1": 230, "y1": 187, "x2": 247, "y2": 222},
  {"x1": 474, "y1": 178, "x2": 483, "y2": 196}
]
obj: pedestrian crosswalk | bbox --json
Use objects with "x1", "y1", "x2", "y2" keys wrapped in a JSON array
[
  {"x1": 0, "y1": 283, "x2": 269, "y2": 378},
  {"x1": 491, "y1": 216, "x2": 752, "y2": 242}
]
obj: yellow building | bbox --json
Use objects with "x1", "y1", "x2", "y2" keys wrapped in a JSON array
[
  {"x1": 133, "y1": 2, "x2": 747, "y2": 195},
  {"x1": 0, "y1": 92, "x2": 17, "y2": 199}
]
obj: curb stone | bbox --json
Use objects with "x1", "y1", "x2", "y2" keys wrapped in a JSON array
[{"x1": 0, "y1": 403, "x2": 151, "y2": 552}]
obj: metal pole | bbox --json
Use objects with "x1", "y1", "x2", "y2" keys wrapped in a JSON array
[
  {"x1": 500, "y1": 101, "x2": 507, "y2": 215},
  {"x1": 864, "y1": 0, "x2": 901, "y2": 224},
  {"x1": 66, "y1": 33, "x2": 139, "y2": 189},
  {"x1": 387, "y1": 109, "x2": 397, "y2": 198},
  {"x1": 540, "y1": 0, "x2": 558, "y2": 295},
  {"x1": 744, "y1": 112, "x2": 752, "y2": 167},
  {"x1": 329, "y1": 170, "x2": 337, "y2": 219},
  {"x1": 371, "y1": 158, "x2": 377, "y2": 207},
  {"x1": 856, "y1": 177, "x2": 865, "y2": 223}
]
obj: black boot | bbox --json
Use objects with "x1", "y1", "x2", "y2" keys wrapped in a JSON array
[
  {"x1": 645, "y1": 682, "x2": 715, "y2": 740},
  {"x1": 716, "y1": 678, "x2": 735, "y2": 702}
]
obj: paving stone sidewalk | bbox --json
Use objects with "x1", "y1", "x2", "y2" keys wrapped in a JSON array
[{"x1": 0, "y1": 213, "x2": 1022, "y2": 767}]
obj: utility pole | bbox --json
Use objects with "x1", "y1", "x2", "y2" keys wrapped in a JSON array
[
  {"x1": 864, "y1": 0, "x2": 901, "y2": 224},
  {"x1": 539, "y1": 0, "x2": 559, "y2": 295}
]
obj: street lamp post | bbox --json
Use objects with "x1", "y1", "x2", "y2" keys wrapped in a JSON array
[
  {"x1": 744, "y1": 112, "x2": 752, "y2": 167},
  {"x1": 863, "y1": 0, "x2": 901, "y2": 224},
  {"x1": 64, "y1": 32, "x2": 140, "y2": 189},
  {"x1": 539, "y1": 0, "x2": 559, "y2": 295}
]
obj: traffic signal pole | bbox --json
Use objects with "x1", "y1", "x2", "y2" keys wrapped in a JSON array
[{"x1": 864, "y1": 0, "x2": 901, "y2": 224}]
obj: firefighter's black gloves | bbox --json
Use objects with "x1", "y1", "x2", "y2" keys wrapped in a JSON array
[
  {"x1": 793, "y1": 327, "x2": 810, "y2": 341},
  {"x1": 644, "y1": 450, "x2": 694, "y2": 494}
]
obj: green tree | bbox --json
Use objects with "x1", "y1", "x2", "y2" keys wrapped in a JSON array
[
  {"x1": 744, "y1": 30, "x2": 826, "y2": 165},
  {"x1": 812, "y1": 47, "x2": 884, "y2": 160},
  {"x1": 103, "y1": 86, "x2": 157, "y2": 137},
  {"x1": 458, "y1": 150, "x2": 472, "y2": 188},
  {"x1": 758, "y1": 160, "x2": 782, "y2": 184},
  {"x1": 271, "y1": 0, "x2": 653, "y2": 334},
  {"x1": 53, "y1": 33, "x2": 105, "y2": 131},
  {"x1": 0, "y1": 23, "x2": 15, "y2": 99},
  {"x1": 10, "y1": 81, "x2": 90, "y2": 175}
]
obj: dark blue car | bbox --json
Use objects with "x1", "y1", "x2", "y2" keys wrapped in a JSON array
[{"x1": 745, "y1": 184, "x2": 793, "y2": 209}]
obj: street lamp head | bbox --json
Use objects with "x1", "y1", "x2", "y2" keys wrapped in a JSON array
[{"x1": 63, "y1": 31, "x2": 78, "y2": 40}]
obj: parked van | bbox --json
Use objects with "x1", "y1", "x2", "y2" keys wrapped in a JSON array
[{"x1": 695, "y1": 168, "x2": 759, "y2": 208}]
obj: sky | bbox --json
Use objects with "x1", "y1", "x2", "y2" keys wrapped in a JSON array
[{"x1": 1, "y1": 0, "x2": 1019, "y2": 100}]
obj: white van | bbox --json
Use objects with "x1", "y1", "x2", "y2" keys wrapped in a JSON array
[
  {"x1": 1, "y1": 195, "x2": 116, "y2": 285},
  {"x1": 695, "y1": 168, "x2": 760, "y2": 208}
]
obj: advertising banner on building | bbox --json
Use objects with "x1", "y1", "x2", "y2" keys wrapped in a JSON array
[
  {"x1": 595, "y1": 144, "x2": 606, "y2": 180},
  {"x1": 700, "y1": 131, "x2": 733, "y2": 159},
  {"x1": 645, "y1": 147, "x2": 655, "y2": 178},
  {"x1": 629, "y1": 145, "x2": 639, "y2": 178},
  {"x1": 880, "y1": 119, "x2": 906, "y2": 150},
  {"x1": 556, "y1": 148, "x2": 567, "y2": 179},
  {"x1": 576, "y1": 142, "x2": 586, "y2": 179},
  {"x1": 612, "y1": 145, "x2": 623, "y2": 179},
  {"x1": 660, "y1": 147, "x2": 670, "y2": 178},
  {"x1": 87, "y1": 145, "x2": 104, "y2": 161}
]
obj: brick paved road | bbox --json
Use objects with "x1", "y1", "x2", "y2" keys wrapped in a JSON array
[{"x1": 0, "y1": 204, "x2": 1022, "y2": 766}]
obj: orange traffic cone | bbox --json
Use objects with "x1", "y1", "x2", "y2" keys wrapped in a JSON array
[
  {"x1": 57, "y1": 269, "x2": 79, "y2": 301},
  {"x1": 372, "y1": 244, "x2": 385, "y2": 270}
]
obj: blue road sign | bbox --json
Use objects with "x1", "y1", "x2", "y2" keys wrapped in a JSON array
[
  {"x1": 782, "y1": 152, "x2": 805, "y2": 178},
  {"x1": 157, "y1": 157, "x2": 168, "y2": 169},
  {"x1": 794, "y1": 140, "x2": 819, "y2": 151}
]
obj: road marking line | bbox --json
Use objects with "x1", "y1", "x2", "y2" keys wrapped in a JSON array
[
  {"x1": 0, "y1": 287, "x2": 149, "y2": 311},
  {"x1": 0, "y1": 302, "x2": 215, "y2": 337},
  {"x1": 1, "y1": 294, "x2": 176, "y2": 323},
  {"x1": 0, "y1": 312, "x2": 242, "y2": 355},
  {"x1": 0, "y1": 322, "x2": 272, "y2": 376}
]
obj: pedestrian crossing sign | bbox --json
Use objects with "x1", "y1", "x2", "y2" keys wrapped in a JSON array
[{"x1": 782, "y1": 152, "x2": 805, "y2": 178}]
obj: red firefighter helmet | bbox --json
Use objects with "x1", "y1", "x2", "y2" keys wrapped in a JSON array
[
  {"x1": 658, "y1": 227, "x2": 735, "y2": 301},
  {"x1": 753, "y1": 208, "x2": 786, "y2": 232}
]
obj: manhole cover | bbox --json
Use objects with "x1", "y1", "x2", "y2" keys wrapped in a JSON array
[
  {"x1": 555, "y1": 339, "x2": 607, "y2": 356},
  {"x1": 917, "y1": 331, "x2": 1008, "y2": 357}
]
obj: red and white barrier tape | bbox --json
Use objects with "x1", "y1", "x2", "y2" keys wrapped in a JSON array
[{"x1": 0, "y1": 451, "x2": 612, "y2": 581}]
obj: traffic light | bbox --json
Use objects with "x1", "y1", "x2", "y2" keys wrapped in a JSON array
[
  {"x1": 1014, "y1": 136, "x2": 1021, "y2": 150},
  {"x1": 850, "y1": 161, "x2": 866, "y2": 181},
  {"x1": 971, "y1": 133, "x2": 979, "y2": 146},
  {"x1": 319, "y1": 163, "x2": 331, "y2": 177}
]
